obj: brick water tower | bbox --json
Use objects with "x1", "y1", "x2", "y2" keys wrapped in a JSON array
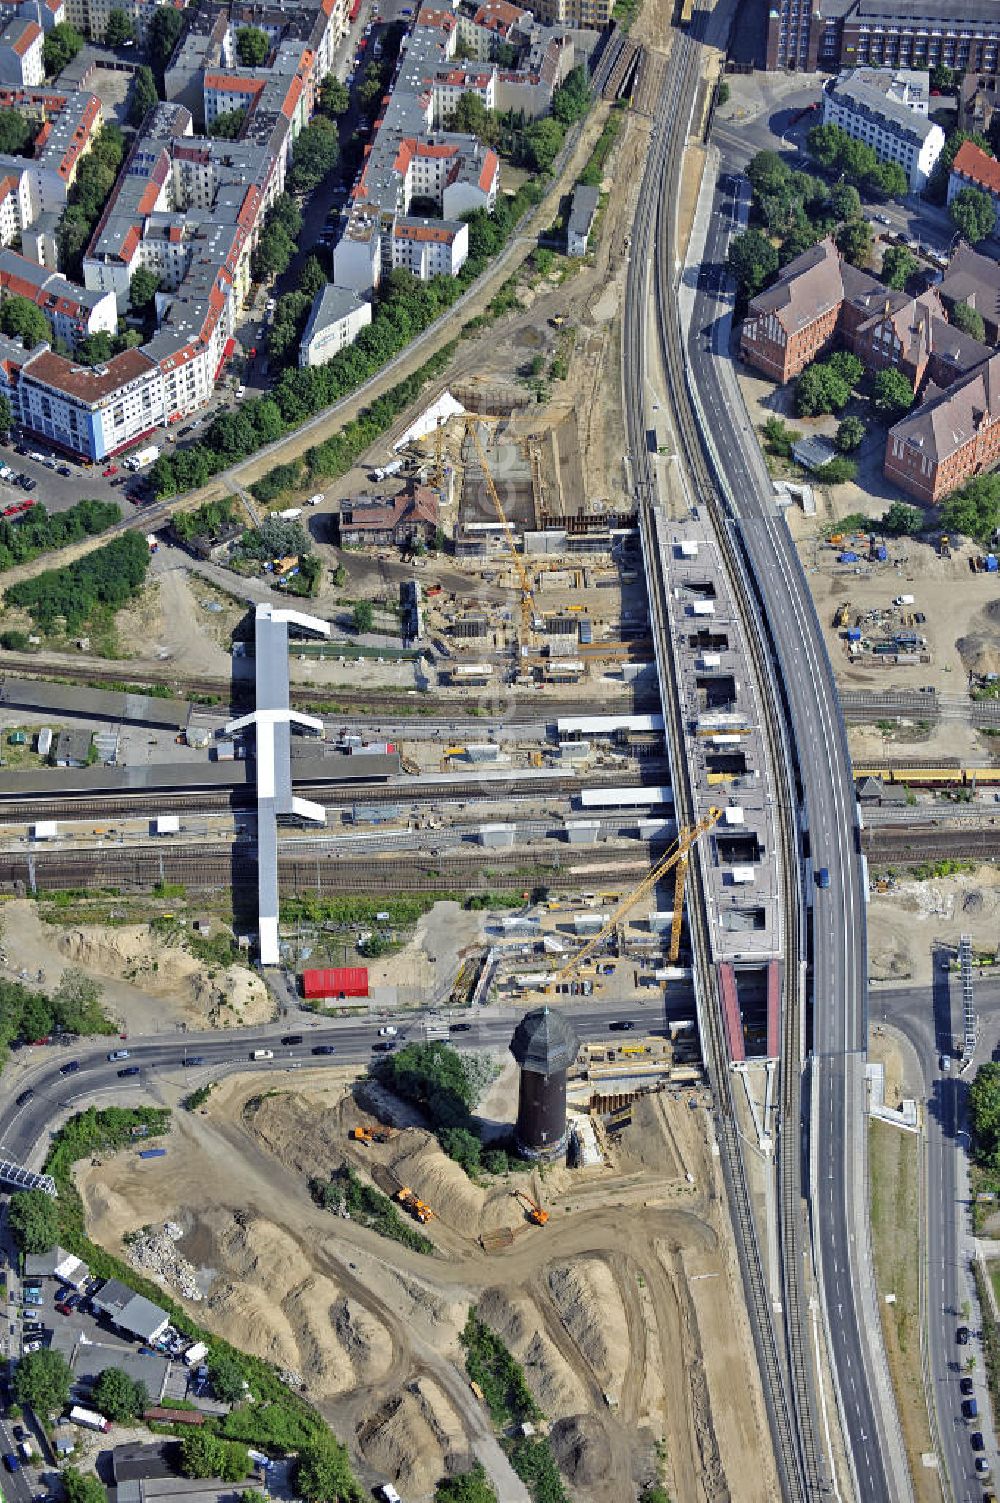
[{"x1": 509, "y1": 1006, "x2": 578, "y2": 1161}]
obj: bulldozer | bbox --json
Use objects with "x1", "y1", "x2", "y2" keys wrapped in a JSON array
[
  {"x1": 397, "y1": 1186, "x2": 435, "y2": 1223},
  {"x1": 511, "y1": 1189, "x2": 548, "y2": 1226}
]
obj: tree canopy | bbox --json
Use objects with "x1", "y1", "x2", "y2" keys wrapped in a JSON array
[
  {"x1": 871, "y1": 367, "x2": 915, "y2": 419},
  {"x1": 93, "y1": 1367, "x2": 148, "y2": 1422},
  {"x1": 351, "y1": 599, "x2": 374, "y2": 633},
  {"x1": 210, "y1": 107, "x2": 246, "y2": 140},
  {"x1": 130, "y1": 268, "x2": 160, "y2": 312},
  {"x1": 0, "y1": 108, "x2": 34, "y2": 157},
  {"x1": 104, "y1": 10, "x2": 135, "y2": 45},
  {"x1": 550, "y1": 66, "x2": 589, "y2": 125},
  {"x1": 835, "y1": 215, "x2": 872, "y2": 268},
  {"x1": 180, "y1": 1431, "x2": 249, "y2": 1484},
  {"x1": 42, "y1": 22, "x2": 83, "y2": 76},
  {"x1": 295, "y1": 1440, "x2": 364, "y2": 1503},
  {"x1": 971, "y1": 1061, "x2": 1000, "y2": 1171},
  {"x1": 805, "y1": 121, "x2": 909, "y2": 200},
  {"x1": 9, "y1": 1188, "x2": 59, "y2": 1253},
  {"x1": 835, "y1": 416, "x2": 866, "y2": 453},
  {"x1": 318, "y1": 76, "x2": 349, "y2": 117},
  {"x1": 147, "y1": 4, "x2": 185, "y2": 83},
  {"x1": 950, "y1": 186, "x2": 997, "y2": 244},
  {"x1": 62, "y1": 1470, "x2": 108, "y2": 1503},
  {"x1": 726, "y1": 228, "x2": 779, "y2": 297},
  {"x1": 5, "y1": 530, "x2": 150, "y2": 633},
  {"x1": 14, "y1": 1347, "x2": 72, "y2": 1413},
  {"x1": 881, "y1": 501, "x2": 922, "y2": 536},
  {"x1": 288, "y1": 117, "x2": 339, "y2": 195},
  {"x1": 949, "y1": 299, "x2": 987, "y2": 342},
  {"x1": 206, "y1": 1350, "x2": 248, "y2": 1404},
  {"x1": 235, "y1": 26, "x2": 268, "y2": 66},
  {"x1": 794, "y1": 360, "x2": 851, "y2": 417},
  {"x1": 434, "y1": 1467, "x2": 498, "y2": 1503},
  {"x1": 940, "y1": 473, "x2": 1000, "y2": 544},
  {"x1": 0, "y1": 295, "x2": 49, "y2": 348},
  {"x1": 129, "y1": 65, "x2": 159, "y2": 127},
  {"x1": 880, "y1": 244, "x2": 918, "y2": 291}
]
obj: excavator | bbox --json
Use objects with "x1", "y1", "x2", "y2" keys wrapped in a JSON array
[
  {"x1": 542, "y1": 807, "x2": 723, "y2": 993},
  {"x1": 396, "y1": 1186, "x2": 435, "y2": 1223},
  {"x1": 349, "y1": 1126, "x2": 396, "y2": 1145},
  {"x1": 511, "y1": 1189, "x2": 548, "y2": 1226}
]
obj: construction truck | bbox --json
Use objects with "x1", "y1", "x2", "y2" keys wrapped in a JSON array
[
  {"x1": 350, "y1": 1127, "x2": 396, "y2": 1145},
  {"x1": 512, "y1": 1189, "x2": 548, "y2": 1226},
  {"x1": 397, "y1": 1186, "x2": 435, "y2": 1223},
  {"x1": 833, "y1": 602, "x2": 850, "y2": 628}
]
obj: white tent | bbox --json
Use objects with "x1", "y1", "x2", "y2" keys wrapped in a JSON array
[{"x1": 392, "y1": 390, "x2": 465, "y2": 452}]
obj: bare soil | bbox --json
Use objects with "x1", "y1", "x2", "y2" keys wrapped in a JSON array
[
  {"x1": 867, "y1": 867, "x2": 1000, "y2": 986},
  {"x1": 76, "y1": 1069, "x2": 779, "y2": 1503}
]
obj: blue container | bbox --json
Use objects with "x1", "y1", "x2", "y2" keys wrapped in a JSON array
[
  {"x1": 987, "y1": 555, "x2": 998, "y2": 572},
  {"x1": 838, "y1": 551, "x2": 859, "y2": 563},
  {"x1": 846, "y1": 628, "x2": 862, "y2": 642},
  {"x1": 875, "y1": 546, "x2": 888, "y2": 561},
  {"x1": 138, "y1": 1148, "x2": 166, "y2": 1159}
]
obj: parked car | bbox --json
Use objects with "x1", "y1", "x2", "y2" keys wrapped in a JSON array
[
  {"x1": 977, "y1": 1458, "x2": 992, "y2": 1478},
  {"x1": 961, "y1": 1377, "x2": 975, "y2": 1396},
  {"x1": 449, "y1": 1023, "x2": 471, "y2": 1033},
  {"x1": 973, "y1": 1433, "x2": 986, "y2": 1452},
  {"x1": 378, "y1": 1026, "x2": 398, "y2": 1037},
  {"x1": 958, "y1": 1325, "x2": 971, "y2": 1344},
  {"x1": 4, "y1": 1453, "x2": 20, "y2": 1472},
  {"x1": 371, "y1": 1042, "x2": 395, "y2": 1053},
  {"x1": 182, "y1": 1056, "x2": 205, "y2": 1066}
]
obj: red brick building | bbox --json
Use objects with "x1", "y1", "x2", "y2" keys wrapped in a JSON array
[
  {"x1": 338, "y1": 485, "x2": 439, "y2": 547},
  {"x1": 739, "y1": 239, "x2": 847, "y2": 383},
  {"x1": 884, "y1": 354, "x2": 1000, "y2": 502}
]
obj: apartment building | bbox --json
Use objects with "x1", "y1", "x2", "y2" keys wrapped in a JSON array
[
  {"x1": 0, "y1": 89, "x2": 102, "y2": 255},
  {"x1": 17, "y1": 346, "x2": 162, "y2": 460},
  {"x1": 947, "y1": 139, "x2": 1000, "y2": 236},
  {"x1": 767, "y1": 0, "x2": 999, "y2": 75},
  {"x1": 0, "y1": 18, "x2": 43, "y2": 85},
  {"x1": 939, "y1": 241, "x2": 1000, "y2": 344},
  {"x1": 529, "y1": 0, "x2": 609, "y2": 30},
  {"x1": 0, "y1": 248, "x2": 117, "y2": 345},
  {"x1": 298, "y1": 282, "x2": 371, "y2": 366},
  {"x1": 739, "y1": 238, "x2": 849, "y2": 382},
  {"x1": 821, "y1": 69, "x2": 944, "y2": 190}
]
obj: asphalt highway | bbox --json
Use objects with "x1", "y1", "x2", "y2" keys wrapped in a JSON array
[
  {"x1": 686, "y1": 167, "x2": 908, "y2": 1496},
  {"x1": 0, "y1": 996, "x2": 690, "y2": 1168}
]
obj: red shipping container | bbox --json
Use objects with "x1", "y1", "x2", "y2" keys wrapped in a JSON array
[{"x1": 302, "y1": 967, "x2": 369, "y2": 999}]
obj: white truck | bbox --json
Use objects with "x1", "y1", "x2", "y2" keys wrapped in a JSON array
[
  {"x1": 371, "y1": 459, "x2": 403, "y2": 482},
  {"x1": 126, "y1": 444, "x2": 160, "y2": 471},
  {"x1": 278, "y1": 507, "x2": 303, "y2": 520}
]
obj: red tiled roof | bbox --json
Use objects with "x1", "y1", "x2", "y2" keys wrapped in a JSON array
[
  {"x1": 394, "y1": 222, "x2": 456, "y2": 243},
  {"x1": 10, "y1": 21, "x2": 41, "y2": 57},
  {"x1": 952, "y1": 140, "x2": 1000, "y2": 197},
  {"x1": 23, "y1": 347, "x2": 156, "y2": 403},
  {"x1": 479, "y1": 148, "x2": 498, "y2": 191}
]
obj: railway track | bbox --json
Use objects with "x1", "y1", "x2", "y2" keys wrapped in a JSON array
[
  {"x1": 624, "y1": 12, "x2": 811, "y2": 1498},
  {"x1": 862, "y1": 825, "x2": 1000, "y2": 863},
  {"x1": 1, "y1": 842, "x2": 652, "y2": 893},
  {"x1": 0, "y1": 768, "x2": 666, "y2": 821}
]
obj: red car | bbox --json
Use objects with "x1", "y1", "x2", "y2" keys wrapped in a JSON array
[{"x1": 102, "y1": 464, "x2": 118, "y2": 477}]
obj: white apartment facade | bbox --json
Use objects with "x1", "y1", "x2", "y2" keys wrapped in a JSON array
[{"x1": 822, "y1": 70, "x2": 945, "y2": 190}]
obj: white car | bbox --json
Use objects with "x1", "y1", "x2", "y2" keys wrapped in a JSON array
[
  {"x1": 378, "y1": 1026, "x2": 398, "y2": 1037},
  {"x1": 236, "y1": 386, "x2": 247, "y2": 399}
]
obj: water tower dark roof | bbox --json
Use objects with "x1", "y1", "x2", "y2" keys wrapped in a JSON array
[{"x1": 509, "y1": 1006, "x2": 578, "y2": 1074}]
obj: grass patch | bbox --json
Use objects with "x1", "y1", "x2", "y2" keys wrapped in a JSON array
[
  {"x1": 461, "y1": 1314, "x2": 568, "y2": 1503},
  {"x1": 308, "y1": 1166, "x2": 434, "y2": 1255},
  {"x1": 869, "y1": 1120, "x2": 937, "y2": 1503},
  {"x1": 976, "y1": 1261, "x2": 1000, "y2": 1422},
  {"x1": 578, "y1": 104, "x2": 624, "y2": 188}
]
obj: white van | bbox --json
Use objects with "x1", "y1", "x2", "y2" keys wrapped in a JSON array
[
  {"x1": 250, "y1": 1049, "x2": 274, "y2": 1060},
  {"x1": 377, "y1": 1487, "x2": 401, "y2": 1503}
]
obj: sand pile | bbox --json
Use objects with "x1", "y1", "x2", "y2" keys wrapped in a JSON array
[
  {"x1": 477, "y1": 1286, "x2": 588, "y2": 1415},
  {"x1": 356, "y1": 1380, "x2": 467, "y2": 1497},
  {"x1": 547, "y1": 1259, "x2": 628, "y2": 1395},
  {"x1": 549, "y1": 1414, "x2": 613, "y2": 1489},
  {"x1": 244, "y1": 1088, "x2": 353, "y2": 1177},
  {"x1": 387, "y1": 1136, "x2": 488, "y2": 1228},
  {"x1": 57, "y1": 925, "x2": 271, "y2": 1028}
]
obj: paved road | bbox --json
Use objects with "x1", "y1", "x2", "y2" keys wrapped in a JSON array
[
  {"x1": 882, "y1": 977, "x2": 1000, "y2": 1503},
  {"x1": 686, "y1": 160, "x2": 908, "y2": 1495},
  {"x1": 0, "y1": 995, "x2": 690, "y2": 1165}
]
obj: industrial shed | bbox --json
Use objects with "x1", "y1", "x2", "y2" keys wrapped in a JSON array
[{"x1": 0, "y1": 678, "x2": 192, "y2": 730}]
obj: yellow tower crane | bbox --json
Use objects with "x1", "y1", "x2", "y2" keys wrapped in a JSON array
[
  {"x1": 465, "y1": 417, "x2": 535, "y2": 647},
  {"x1": 544, "y1": 808, "x2": 722, "y2": 993}
]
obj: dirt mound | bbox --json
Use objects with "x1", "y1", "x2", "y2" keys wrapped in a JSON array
[
  {"x1": 58, "y1": 925, "x2": 271, "y2": 1028},
  {"x1": 356, "y1": 1379, "x2": 467, "y2": 1497},
  {"x1": 549, "y1": 1413, "x2": 613, "y2": 1488},
  {"x1": 547, "y1": 1259, "x2": 628, "y2": 1394},
  {"x1": 963, "y1": 890, "x2": 985, "y2": 914},
  {"x1": 387, "y1": 1135, "x2": 488, "y2": 1228},
  {"x1": 477, "y1": 1286, "x2": 588, "y2": 1416},
  {"x1": 199, "y1": 1209, "x2": 392, "y2": 1398}
]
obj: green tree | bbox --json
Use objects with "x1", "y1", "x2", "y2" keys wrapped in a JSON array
[
  {"x1": 950, "y1": 185, "x2": 997, "y2": 244},
  {"x1": 93, "y1": 1368, "x2": 148, "y2": 1422},
  {"x1": 235, "y1": 26, "x2": 268, "y2": 67},
  {"x1": 522, "y1": 116, "x2": 564, "y2": 173},
  {"x1": 829, "y1": 180, "x2": 861, "y2": 221},
  {"x1": 940, "y1": 474, "x2": 1000, "y2": 544},
  {"x1": 104, "y1": 9, "x2": 135, "y2": 45},
  {"x1": 835, "y1": 415, "x2": 866, "y2": 452},
  {"x1": 352, "y1": 600, "x2": 374, "y2": 633},
  {"x1": 806, "y1": 121, "x2": 844, "y2": 169},
  {"x1": 867, "y1": 158, "x2": 908, "y2": 199},
  {"x1": 761, "y1": 415, "x2": 798, "y2": 457},
  {"x1": 881, "y1": 244, "x2": 918, "y2": 291},
  {"x1": 206, "y1": 1350, "x2": 248, "y2": 1404},
  {"x1": 130, "y1": 268, "x2": 160, "y2": 312},
  {"x1": 295, "y1": 1440, "x2": 363, "y2": 1503},
  {"x1": 147, "y1": 4, "x2": 184, "y2": 81},
  {"x1": 726, "y1": 228, "x2": 778, "y2": 297},
  {"x1": 551, "y1": 65, "x2": 589, "y2": 125},
  {"x1": 0, "y1": 295, "x2": 49, "y2": 348},
  {"x1": 209, "y1": 108, "x2": 246, "y2": 140},
  {"x1": 180, "y1": 1432, "x2": 248, "y2": 1483},
  {"x1": 299, "y1": 257, "x2": 327, "y2": 300},
  {"x1": 450, "y1": 90, "x2": 494, "y2": 144},
  {"x1": 42, "y1": 21, "x2": 83, "y2": 75},
  {"x1": 826, "y1": 349, "x2": 864, "y2": 388},
  {"x1": 881, "y1": 501, "x2": 922, "y2": 536},
  {"x1": 948, "y1": 299, "x2": 986, "y2": 342},
  {"x1": 62, "y1": 1470, "x2": 108, "y2": 1503},
  {"x1": 746, "y1": 149, "x2": 790, "y2": 197},
  {"x1": 435, "y1": 1466, "x2": 498, "y2": 1503},
  {"x1": 14, "y1": 1347, "x2": 72, "y2": 1413},
  {"x1": 971, "y1": 1061, "x2": 1000, "y2": 1169},
  {"x1": 716, "y1": 79, "x2": 730, "y2": 107},
  {"x1": 76, "y1": 330, "x2": 113, "y2": 366},
  {"x1": 815, "y1": 455, "x2": 857, "y2": 484},
  {"x1": 930, "y1": 63, "x2": 954, "y2": 93},
  {"x1": 0, "y1": 394, "x2": 13, "y2": 438},
  {"x1": 318, "y1": 76, "x2": 350, "y2": 117},
  {"x1": 794, "y1": 362, "x2": 850, "y2": 416},
  {"x1": 288, "y1": 117, "x2": 339, "y2": 195},
  {"x1": 835, "y1": 216, "x2": 872, "y2": 268},
  {"x1": 0, "y1": 109, "x2": 33, "y2": 157},
  {"x1": 9, "y1": 1188, "x2": 59, "y2": 1253},
  {"x1": 871, "y1": 366, "x2": 915, "y2": 419},
  {"x1": 129, "y1": 65, "x2": 159, "y2": 127}
]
